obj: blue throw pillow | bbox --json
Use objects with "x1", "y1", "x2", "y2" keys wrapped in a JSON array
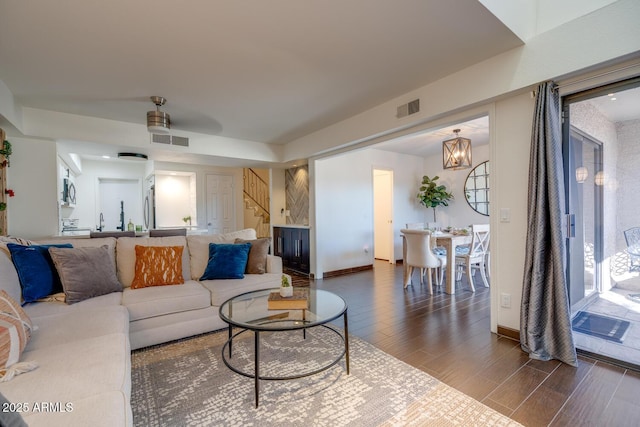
[
  {"x1": 200, "y1": 243, "x2": 251, "y2": 280},
  {"x1": 7, "y1": 243, "x2": 73, "y2": 304}
]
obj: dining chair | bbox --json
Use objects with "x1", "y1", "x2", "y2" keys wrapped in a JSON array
[
  {"x1": 454, "y1": 224, "x2": 490, "y2": 292},
  {"x1": 405, "y1": 222, "x2": 424, "y2": 229},
  {"x1": 401, "y1": 229, "x2": 446, "y2": 293}
]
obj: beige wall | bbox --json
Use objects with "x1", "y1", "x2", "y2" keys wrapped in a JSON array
[{"x1": 491, "y1": 92, "x2": 536, "y2": 330}]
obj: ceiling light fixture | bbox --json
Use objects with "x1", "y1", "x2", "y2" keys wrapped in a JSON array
[
  {"x1": 442, "y1": 129, "x2": 472, "y2": 170},
  {"x1": 147, "y1": 96, "x2": 171, "y2": 134},
  {"x1": 118, "y1": 152, "x2": 148, "y2": 161}
]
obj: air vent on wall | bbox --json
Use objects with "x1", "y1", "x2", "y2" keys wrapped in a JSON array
[
  {"x1": 396, "y1": 98, "x2": 420, "y2": 118},
  {"x1": 151, "y1": 134, "x2": 189, "y2": 147}
]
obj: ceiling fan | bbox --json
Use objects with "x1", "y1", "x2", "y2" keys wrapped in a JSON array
[{"x1": 147, "y1": 96, "x2": 171, "y2": 134}]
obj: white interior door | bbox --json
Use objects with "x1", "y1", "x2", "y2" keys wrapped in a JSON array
[
  {"x1": 206, "y1": 174, "x2": 235, "y2": 234},
  {"x1": 373, "y1": 169, "x2": 393, "y2": 262}
]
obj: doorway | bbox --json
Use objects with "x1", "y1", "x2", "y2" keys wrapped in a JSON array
[{"x1": 373, "y1": 169, "x2": 393, "y2": 262}]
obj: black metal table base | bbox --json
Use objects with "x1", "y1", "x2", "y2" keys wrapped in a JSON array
[{"x1": 221, "y1": 312, "x2": 349, "y2": 408}]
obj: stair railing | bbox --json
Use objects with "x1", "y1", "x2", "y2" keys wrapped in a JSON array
[{"x1": 243, "y1": 168, "x2": 270, "y2": 223}]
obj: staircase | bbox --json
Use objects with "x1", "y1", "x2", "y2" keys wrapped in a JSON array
[{"x1": 243, "y1": 168, "x2": 270, "y2": 238}]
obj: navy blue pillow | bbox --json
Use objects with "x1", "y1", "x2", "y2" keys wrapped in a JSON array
[
  {"x1": 7, "y1": 243, "x2": 73, "y2": 304},
  {"x1": 200, "y1": 243, "x2": 251, "y2": 280}
]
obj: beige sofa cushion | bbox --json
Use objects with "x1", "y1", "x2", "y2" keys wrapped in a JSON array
[
  {"x1": 200, "y1": 272, "x2": 281, "y2": 306},
  {"x1": 27, "y1": 305, "x2": 129, "y2": 351},
  {"x1": 187, "y1": 229, "x2": 257, "y2": 280},
  {"x1": 117, "y1": 236, "x2": 190, "y2": 288},
  {"x1": 23, "y1": 292, "x2": 122, "y2": 318},
  {"x1": 0, "y1": 333, "x2": 130, "y2": 405},
  {"x1": 122, "y1": 280, "x2": 211, "y2": 322}
]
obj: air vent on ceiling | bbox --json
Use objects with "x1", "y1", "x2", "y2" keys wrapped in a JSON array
[
  {"x1": 396, "y1": 99, "x2": 420, "y2": 118},
  {"x1": 151, "y1": 133, "x2": 189, "y2": 147}
]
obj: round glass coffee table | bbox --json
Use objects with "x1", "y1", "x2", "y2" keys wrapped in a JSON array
[{"x1": 219, "y1": 288, "x2": 349, "y2": 407}]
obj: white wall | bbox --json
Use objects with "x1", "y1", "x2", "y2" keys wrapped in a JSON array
[
  {"x1": 492, "y1": 92, "x2": 536, "y2": 330},
  {"x1": 155, "y1": 174, "x2": 193, "y2": 227},
  {"x1": 285, "y1": 1, "x2": 640, "y2": 163},
  {"x1": 7, "y1": 137, "x2": 59, "y2": 239},
  {"x1": 314, "y1": 148, "x2": 424, "y2": 276},
  {"x1": 72, "y1": 159, "x2": 147, "y2": 230},
  {"x1": 270, "y1": 168, "x2": 287, "y2": 226},
  {"x1": 153, "y1": 161, "x2": 244, "y2": 232},
  {"x1": 422, "y1": 143, "x2": 491, "y2": 229}
]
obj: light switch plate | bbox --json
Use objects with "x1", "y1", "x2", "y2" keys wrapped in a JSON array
[{"x1": 500, "y1": 208, "x2": 510, "y2": 223}]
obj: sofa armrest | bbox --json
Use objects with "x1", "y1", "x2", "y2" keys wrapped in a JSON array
[{"x1": 266, "y1": 255, "x2": 282, "y2": 274}]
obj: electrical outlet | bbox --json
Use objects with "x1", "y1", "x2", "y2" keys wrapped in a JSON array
[{"x1": 500, "y1": 293, "x2": 511, "y2": 308}]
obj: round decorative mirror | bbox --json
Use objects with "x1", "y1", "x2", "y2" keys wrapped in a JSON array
[{"x1": 464, "y1": 161, "x2": 489, "y2": 216}]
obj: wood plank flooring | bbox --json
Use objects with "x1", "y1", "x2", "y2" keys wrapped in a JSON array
[{"x1": 301, "y1": 260, "x2": 640, "y2": 427}]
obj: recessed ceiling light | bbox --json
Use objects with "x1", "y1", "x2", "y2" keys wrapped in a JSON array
[
  {"x1": 611, "y1": 97, "x2": 617, "y2": 101},
  {"x1": 608, "y1": 93, "x2": 615, "y2": 97},
  {"x1": 102, "y1": 155, "x2": 110, "y2": 159}
]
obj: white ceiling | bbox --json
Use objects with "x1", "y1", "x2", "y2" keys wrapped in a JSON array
[{"x1": 0, "y1": 0, "x2": 523, "y2": 146}]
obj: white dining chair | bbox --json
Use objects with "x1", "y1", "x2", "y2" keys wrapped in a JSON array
[
  {"x1": 454, "y1": 224, "x2": 490, "y2": 292},
  {"x1": 401, "y1": 229, "x2": 446, "y2": 293},
  {"x1": 405, "y1": 222, "x2": 424, "y2": 229}
]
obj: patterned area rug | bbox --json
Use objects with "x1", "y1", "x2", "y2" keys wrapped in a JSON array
[{"x1": 132, "y1": 329, "x2": 521, "y2": 426}]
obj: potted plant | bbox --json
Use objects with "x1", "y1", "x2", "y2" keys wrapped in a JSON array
[
  {"x1": 280, "y1": 274, "x2": 293, "y2": 297},
  {"x1": 417, "y1": 175, "x2": 453, "y2": 223}
]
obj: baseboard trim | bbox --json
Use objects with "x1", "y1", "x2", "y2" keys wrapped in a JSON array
[
  {"x1": 323, "y1": 264, "x2": 373, "y2": 278},
  {"x1": 497, "y1": 325, "x2": 520, "y2": 342}
]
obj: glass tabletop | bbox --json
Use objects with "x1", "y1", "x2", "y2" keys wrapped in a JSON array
[{"x1": 219, "y1": 288, "x2": 347, "y2": 331}]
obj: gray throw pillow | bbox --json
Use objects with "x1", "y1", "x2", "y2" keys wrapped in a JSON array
[
  {"x1": 235, "y1": 238, "x2": 271, "y2": 274},
  {"x1": 48, "y1": 245, "x2": 122, "y2": 304}
]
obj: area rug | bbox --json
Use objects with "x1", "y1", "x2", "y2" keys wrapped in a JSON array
[
  {"x1": 572, "y1": 311, "x2": 631, "y2": 343},
  {"x1": 132, "y1": 328, "x2": 521, "y2": 426}
]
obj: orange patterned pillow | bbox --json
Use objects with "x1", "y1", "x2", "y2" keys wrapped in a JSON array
[{"x1": 131, "y1": 245, "x2": 185, "y2": 289}]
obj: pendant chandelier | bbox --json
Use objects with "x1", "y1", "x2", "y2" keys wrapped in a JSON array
[{"x1": 442, "y1": 129, "x2": 472, "y2": 170}]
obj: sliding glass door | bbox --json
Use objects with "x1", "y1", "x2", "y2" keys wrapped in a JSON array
[
  {"x1": 563, "y1": 128, "x2": 602, "y2": 309},
  {"x1": 563, "y1": 77, "x2": 640, "y2": 368}
]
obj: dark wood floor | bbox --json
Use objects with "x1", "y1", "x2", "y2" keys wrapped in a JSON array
[{"x1": 303, "y1": 260, "x2": 640, "y2": 427}]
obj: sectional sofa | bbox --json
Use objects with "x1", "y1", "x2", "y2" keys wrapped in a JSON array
[{"x1": 0, "y1": 228, "x2": 282, "y2": 426}]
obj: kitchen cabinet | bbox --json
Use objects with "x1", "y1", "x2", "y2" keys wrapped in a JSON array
[{"x1": 273, "y1": 226, "x2": 310, "y2": 275}]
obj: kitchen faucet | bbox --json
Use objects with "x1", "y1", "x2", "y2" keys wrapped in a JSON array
[{"x1": 96, "y1": 212, "x2": 105, "y2": 231}]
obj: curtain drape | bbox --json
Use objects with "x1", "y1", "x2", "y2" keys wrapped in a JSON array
[{"x1": 520, "y1": 81, "x2": 578, "y2": 367}]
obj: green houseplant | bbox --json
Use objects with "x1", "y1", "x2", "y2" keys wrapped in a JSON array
[
  {"x1": 417, "y1": 175, "x2": 453, "y2": 223},
  {"x1": 280, "y1": 274, "x2": 293, "y2": 297}
]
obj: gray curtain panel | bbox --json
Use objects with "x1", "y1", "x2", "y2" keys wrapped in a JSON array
[{"x1": 520, "y1": 81, "x2": 578, "y2": 367}]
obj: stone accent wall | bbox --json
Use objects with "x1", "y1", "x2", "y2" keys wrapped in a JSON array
[{"x1": 285, "y1": 166, "x2": 309, "y2": 225}]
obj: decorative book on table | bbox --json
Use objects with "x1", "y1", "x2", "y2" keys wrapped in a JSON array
[{"x1": 268, "y1": 289, "x2": 309, "y2": 310}]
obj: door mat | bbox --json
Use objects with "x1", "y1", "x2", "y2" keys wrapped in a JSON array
[{"x1": 572, "y1": 311, "x2": 631, "y2": 343}]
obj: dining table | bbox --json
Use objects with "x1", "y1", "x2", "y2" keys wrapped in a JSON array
[{"x1": 402, "y1": 230, "x2": 472, "y2": 294}]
